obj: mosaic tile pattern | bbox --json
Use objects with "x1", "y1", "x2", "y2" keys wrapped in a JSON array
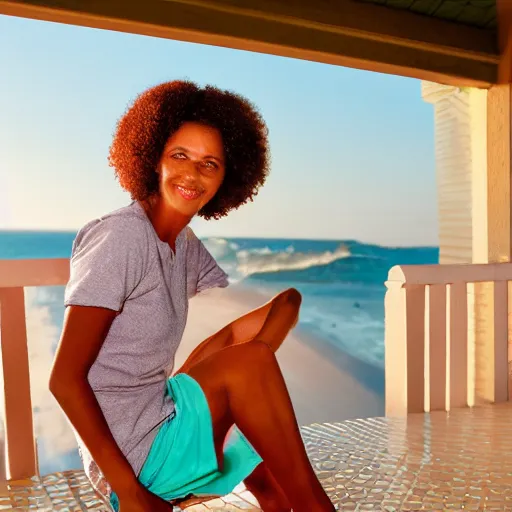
[{"x1": 3, "y1": 403, "x2": 512, "y2": 510}]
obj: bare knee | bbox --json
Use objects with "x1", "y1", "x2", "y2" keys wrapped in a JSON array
[
  {"x1": 186, "y1": 341, "x2": 276, "y2": 390},
  {"x1": 222, "y1": 342, "x2": 281, "y2": 398},
  {"x1": 186, "y1": 341, "x2": 281, "y2": 415},
  {"x1": 235, "y1": 340, "x2": 277, "y2": 368}
]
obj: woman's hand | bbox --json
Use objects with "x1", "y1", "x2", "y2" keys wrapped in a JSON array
[{"x1": 118, "y1": 483, "x2": 174, "y2": 511}]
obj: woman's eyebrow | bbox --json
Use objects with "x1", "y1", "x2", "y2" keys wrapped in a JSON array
[
  {"x1": 169, "y1": 145, "x2": 189, "y2": 153},
  {"x1": 204, "y1": 154, "x2": 224, "y2": 163}
]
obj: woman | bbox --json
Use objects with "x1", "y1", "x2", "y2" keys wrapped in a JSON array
[{"x1": 50, "y1": 81, "x2": 335, "y2": 512}]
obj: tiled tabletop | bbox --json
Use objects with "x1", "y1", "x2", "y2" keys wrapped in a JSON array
[{"x1": 3, "y1": 403, "x2": 512, "y2": 511}]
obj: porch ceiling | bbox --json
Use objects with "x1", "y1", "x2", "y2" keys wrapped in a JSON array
[
  {"x1": 0, "y1": 0, "x2": 502, "y2": 87},
  {"x1": 357, "y1": 0, "x2": 497, "y2": 29}
]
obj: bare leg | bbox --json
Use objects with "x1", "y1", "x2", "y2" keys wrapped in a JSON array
[
  {"x1": 184, "y1": 342, "x2": 335, "y2": 512},
  {"x1": 175, "y1": 288, "x2": 300, "y2": 375},
  {"x1": 175, "y1": 289, "x2": 300, "y2": 510},
  {"x1": 244, "y1": 462, "x2": 291, "y2": 512}
]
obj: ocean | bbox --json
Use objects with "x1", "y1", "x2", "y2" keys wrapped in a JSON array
[
  {"x1": 0, "y1": 230, "x2": 438, "y2": 369},
  {"x1": 0, "y1": 230, "x2": 438, "y2": 474}
]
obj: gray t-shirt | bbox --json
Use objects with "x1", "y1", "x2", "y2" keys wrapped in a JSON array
[{"x1": 64, "y1": 200, "x2": 228, "y2": 487}]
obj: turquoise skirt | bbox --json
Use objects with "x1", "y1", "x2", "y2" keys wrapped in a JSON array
[{"x1": 110, "y1": 373, "x2": 262, "y2": 510}]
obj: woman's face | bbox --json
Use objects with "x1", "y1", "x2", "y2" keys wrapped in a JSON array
[{"x1": 157, "y1": 121, "x2": 226, "y2": 217}]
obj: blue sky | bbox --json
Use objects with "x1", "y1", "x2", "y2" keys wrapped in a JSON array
[{"x1": 0, "y1": 14, "x2": 437, "y2": 246}]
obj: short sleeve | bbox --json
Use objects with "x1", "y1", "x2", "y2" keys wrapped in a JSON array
[
  {"x1": 197, "y1": 241, "x2": 229, "y2": 294},
  {"x1": 64, "y1": 216, "x2": 148, "y2": 312},
  {"x1": 186, "y1": 228, "x2": 229, "y2": 297}
]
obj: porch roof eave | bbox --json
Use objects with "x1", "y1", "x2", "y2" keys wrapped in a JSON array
[{"x1": 0, "y1": 0, "x2": 501, "y2": 88}]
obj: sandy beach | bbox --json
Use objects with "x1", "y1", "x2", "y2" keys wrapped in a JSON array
[
  {"x1": 22, "y1": 282, "x2": 384, "y2": 474},
  {"x1": 176, "y1": 285, "x2": 384, "y2": 426}
]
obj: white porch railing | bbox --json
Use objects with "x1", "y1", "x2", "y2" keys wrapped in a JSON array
[
  {"x1": 2, "y1": 258, "x2": 512, "y2": 481},
  {"x1": 0, "y1": 258, "x2": 69, "y2": 481},
  {"x1": 385, "y1": 262, "x2": 511, "y2": 416}
]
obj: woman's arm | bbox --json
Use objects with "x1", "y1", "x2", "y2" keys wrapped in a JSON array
[
  {"x1": 50, "y1": 306, "x2": 138, "y2": 494},
  {"x1": 50, "y1": 306, "x2": 172, "y2": 511}
]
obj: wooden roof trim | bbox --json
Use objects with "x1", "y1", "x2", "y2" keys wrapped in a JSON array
[
  {"x1": 0, "y1": 0, "x2": 500, "y2": 87},
  {"x1": 497, "y1": 0, "x2": 512, "y2": 83}
]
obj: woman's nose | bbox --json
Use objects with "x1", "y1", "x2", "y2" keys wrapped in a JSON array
[{"x1": 181, "y1": 160, "x2": 202, "y2": 180}]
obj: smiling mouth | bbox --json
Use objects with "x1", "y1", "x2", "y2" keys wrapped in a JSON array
[{"x1": 175, "y1": 185, "x2": 203, "y2": 201}]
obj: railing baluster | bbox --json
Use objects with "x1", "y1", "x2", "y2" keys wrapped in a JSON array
[
  {"x1": 406, "y1": 285, "x2": 426, "y2": 413},
  {"x1": 384, "y1": 280, "x2": 407, "y2": 416},
  {"x1": 385, "y1": 277, "x2": 426, "y2": 415},
  {"x1": 509, "y1": 282, "x2": 512, "y2": 401},
  {"x1": 449, "y1": 282, "x2": 468, "y2": 408},
  {"x1": 428, "y1": 284, "x2": 447, "y2": 411},
  {"x1": 493, "y1": 280, "x2": 508, "y2": 403},
  {"x1": 0, "y1": 287, "x2": 37, "y2": 480}
]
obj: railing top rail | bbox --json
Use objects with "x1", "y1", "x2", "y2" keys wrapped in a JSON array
[
  {"x1": 2, "y1": 258, "x2": 512, "y2": 289},
  {"x1": 0, "y1": 258, "x2": 69, "y2": 287},
  {"x1": 387, "y1": 261, "x2": 512, "y2": 287}
]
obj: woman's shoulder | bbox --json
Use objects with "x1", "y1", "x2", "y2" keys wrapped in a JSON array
[
  {"x1": 183, "y1": 227, "x2": 210, "y2": 256},
  {"x1": 184, "y1": 226, "x2": 199, "y2": 243},
  {"x1": 183, "y1": 227, "x2": 199, "y2": 261},
  {"x1": 73, "y1": 202, "x2": 151, "y2": 253},
  {"x1": 65, "y1": 202, "x2": 154, "y2": 309}
]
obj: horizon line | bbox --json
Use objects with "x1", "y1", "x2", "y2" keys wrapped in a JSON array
[{"x1": 0, "y1": 228, "x2": 439, "y2": 250}]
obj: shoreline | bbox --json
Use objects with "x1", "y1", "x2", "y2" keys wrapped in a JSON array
[
  {"x1": 176, "y1": 284, "x2": 385, "y2": 426},
  {"x1": 235, "y1": 281, "x2": 385, "y2": 395},
  {"x1": 24, "y1": 281, "x2": 385, "y2": 475},
  {"x1": 297, "y1": 324, "x2": 385, "y2": 398}
]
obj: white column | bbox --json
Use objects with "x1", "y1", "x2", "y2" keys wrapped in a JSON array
[
  {"x1": 421, "y1": 82, "x2": 474, "y2": 265},
  {"x1": 421, "y1": 82, "x2": 490, "y2": 407},
  {"x1": 422, "y1": 81, "x2": 512, "y2": 405}
]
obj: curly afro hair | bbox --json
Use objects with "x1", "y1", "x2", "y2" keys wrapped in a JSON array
[{"x1": 108, "y1": 80, "x2": 270, "y2": 220}]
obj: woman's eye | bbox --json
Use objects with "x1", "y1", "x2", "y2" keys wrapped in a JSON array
[
  {"x1": 172, "y1": 152, "x2": 186, "y2": 160},
  {"x1": 204, "y1": 161, "x2": 218, "y2": 169}
]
